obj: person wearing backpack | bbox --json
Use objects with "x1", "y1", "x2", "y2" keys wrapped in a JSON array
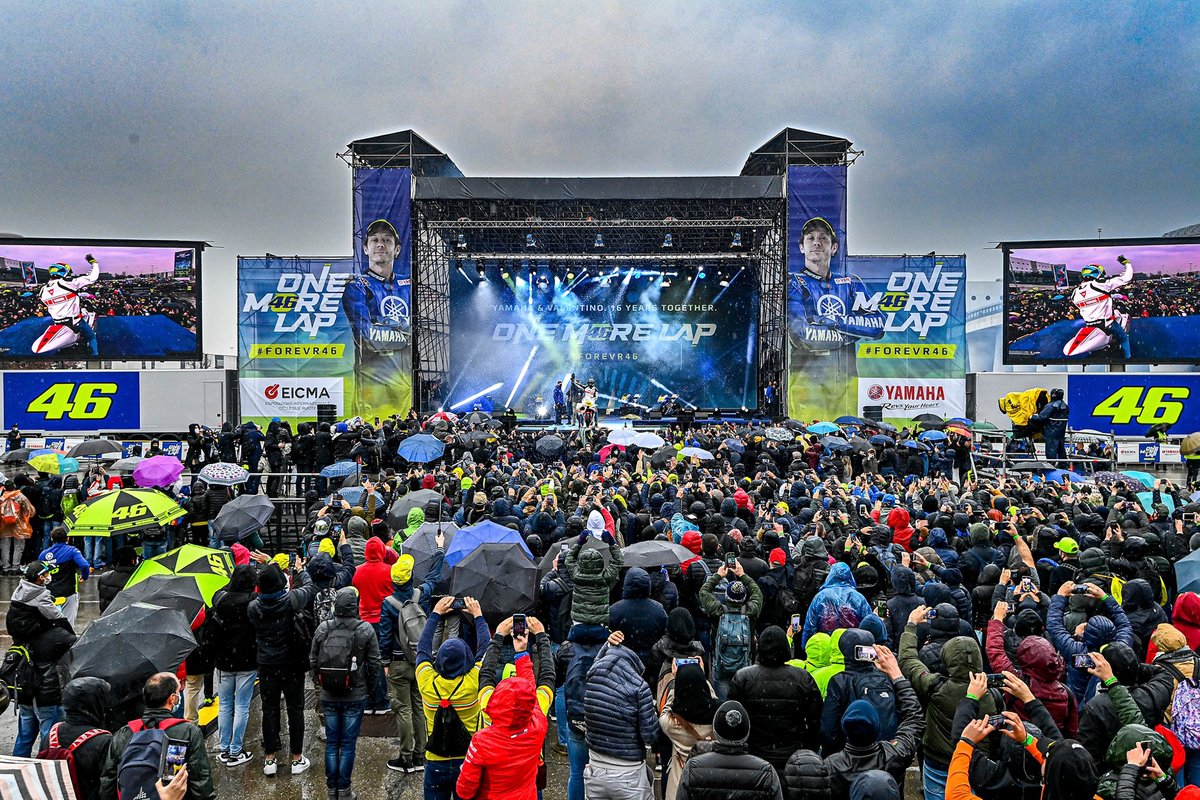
[
  {"x1": 309, "y1": 586, "x2": 382, "y2": 800},
  {"x1": 700, "y1": 562, "x2": 763, "y2": 700},
  {"x1": 415, "y1": 593, "x2": 491, "y2": 800},
  {"x1": 351, "y1": 535, "x2": 399, "y2": 714},
  {"x1": 555, "y1": 621, "x2": 610, "y2": 800},
  {"x1": 39, "y1": 677, "x2": 113, "y2": 800},
  {"x1": 1148, "y1": 623, "x2": 1200, "y2": 787},
  {"x1": 756, "y1": 547, "x2": 799, "y2": 635},
  {"x1": 0, "y1": 480, "x2": 35, "y2": 575},
  {"x1": 379, "y1": 533, "x2": 445, "y2": 774},
  {"x1": 98, "y1": 672, "x2": 216, "y2": 800},
  {"x1": 204, "y1": 564, "x2": 264, "y2": 770}
]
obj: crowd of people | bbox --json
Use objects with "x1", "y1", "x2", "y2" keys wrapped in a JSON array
[{"x1": 5, "y1": 409, "x2": 1200, "y2": 800}]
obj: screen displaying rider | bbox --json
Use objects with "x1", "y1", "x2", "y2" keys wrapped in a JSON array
[
  {"x1": 1070, "y1": 255, "x2": 1133, "y2": 359},
  {"x1": 40, "y1": 254, "x2": 100, "y2": 357},
  {"x1": 787, "y1": 217, "x2": 885, "y2": 351}
]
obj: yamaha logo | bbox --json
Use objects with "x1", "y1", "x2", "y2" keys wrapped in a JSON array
[{"x1": 867, "y1": 384, "x2": 884, "y2": 401}]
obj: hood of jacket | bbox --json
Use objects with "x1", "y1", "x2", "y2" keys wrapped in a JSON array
[
  {"x1": 928, "y1": 527, "x2": 950, "y2": 549},
  {"x1": 1016, "y1": 636, "x2": 1064, "y2": 683},
  {"x1": 757, "y1": 626, "x2": 790, "y2": 668},
  {"x1": 942, "y1": 635, "x2": 984, "y2": 681},
  {"x1": 850, "y1": 770, "x2": 901, "y2": 800},
  {"x1": 891, "y1": 565, "x2": 917, "y2": 596},
  {"x1": 1121, "y1": 578, "x2": 1155, "y2": 612},
  {"x1": 586, "y1": 510, "x2": 606, "y2": 533},
  {"x1": 306, "y1": 552, "x2": 337, "y2": 584},
  {"x1": 1175, "y1": 592, "x2": 1200, "y2": 627},
  {"x1": 62, "y1": 677, "x2": 111, "y2": 727},
  {"x1": 1105, "y1": 724, "x2": 1170, "y2": 771},
  {"x1": 577, "y1": 546, "x2": 605, "y2": 577},
  {"x1": 804, "y1": 632, "x2": 833, "y2": 669},
  {"x1": 928, "y1": 603, "x2": 961, "y2": 637},
  {"x1": 406, "y1": 507, "x2": 426, "y2": 532},
  {"x1": 1099, "y1": 642, "x2": 1139, "y2": 686},
  {"x1": 922, "y1": 581, "x2": 953, "y2": 608},
  {"x1": 486, "y1": 673, "x2": 536, "y2": 731},
  {"x1": 666, "y1": 606, "x2": 695, "y2": 644},
  {"x1": 720, "y1": 498, "x2": 738, "y2": 518},
  {"x1": 1082, "y1": 614, "x2": 1116, "y2": 652},
  {"x1": 434, "y1": 637, "x2": 475, "y2": 679},
  {"x1": 621, "y1": 567, "x2": 651, "y2": 599},
  {"x1": 838, "y1": 628, "x2": 876, "y2": 672},
  {"x1": 365, "y1": 537, "x2": 387, "y2": 564},
  {"x1": 842, "y1": 699, "x2": 881, "y2": 746},
  {"x1": 969, "y1": 522, "x2": 992, "y2": 546},
  {"x1": 802, "y1": 536, "x2": 830, "y2": 561},
  {"x1": 227, "y1": 563, "x2": 258, "y2": 593},
  {"x1": 12, "y1": 579, "x2": 55, "y2": 611},
  {"x1": 1013, "y1": 607, "x2": 1045, "y2": 638},
  {"x1": 334, "y1": 586, "x2": 359, "y2": 618},
  {"x1": 680, "y1": 528, "x2": 702, "y2": 555},
  {"x1": 823, "y1": 561, "x2": 856, "y2": 589},
  {"x1": 886, "y1": 507, "x2": 911, "y2": 531}
]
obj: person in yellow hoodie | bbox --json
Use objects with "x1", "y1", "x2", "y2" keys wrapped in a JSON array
[{"x1": 810, "y1": 630, "x2": 848, "y2": 697}]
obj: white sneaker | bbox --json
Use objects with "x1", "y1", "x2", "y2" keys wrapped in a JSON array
[
  {"x1": 223, "y1": 750, "x2": 253, "y2": 768},
  {"x1": 263, "y1": 759, "x2": 278, "y2": 776},
  {"x1": 290, "y1": 756, "x2": 311, "y2": 775}
]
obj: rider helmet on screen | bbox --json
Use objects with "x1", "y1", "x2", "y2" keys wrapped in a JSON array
[{"x1": 1070, "y1": 255, "x2": 1133, "y2": 358}]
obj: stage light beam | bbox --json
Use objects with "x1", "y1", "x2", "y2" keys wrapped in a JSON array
[
  {"x1": 450, "y1": 382, "x2": 504, "y2": 410},
  {"x1": 504, "y1": 347, "x2": 540, "y2": 408}
]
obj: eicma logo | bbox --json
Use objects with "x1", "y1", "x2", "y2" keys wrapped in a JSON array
[
  {"x1": 264, "y1": 383, "x2": 331, "y2": 401},
  {"x1": 265, "y1": 384, "x2": 280, "y2": 400}
]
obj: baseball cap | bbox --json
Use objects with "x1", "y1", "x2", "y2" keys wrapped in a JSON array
[
  {"x1": 801, "y1": 216, "x2": 838, "y2": 242},
  {"x1": 365, "y1": 218, "x2": 399, "y2": 240},
  {"x1": 1054, "y1": 537, "x2": 1080, "y2": 555}
]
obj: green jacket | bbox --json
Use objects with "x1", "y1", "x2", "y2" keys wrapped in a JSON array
[
  {"x1": 100, "y1": 708, "x2": 216, "y2": 800},
  {"x1": 899, "y1": 623, "x2": 996, "y2": 766},
  {"x1": 699, "y1": 573, "x2": 763, "y2": 622},
  {"x1": 1097, "y1": 722, "x2": 1173, "y2": 800},
  {"x1": 565, "y1": 538, "x2": 623, "y2": 626},
  {"x1": 809, "y1": 629, "x2": 846, "y2": 697}
]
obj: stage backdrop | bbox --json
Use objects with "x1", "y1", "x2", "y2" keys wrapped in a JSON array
[{"x1": 448, "y1": 260, "x2": 759, "y2": 415}]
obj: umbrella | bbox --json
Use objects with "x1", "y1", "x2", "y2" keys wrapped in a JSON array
[
  {"x1": 835, "y1": 415, "x2": 869, "y2": 426},
  {"x1": 534, "y1": 435, "x2": 565, "y2": 459},
  {"x1": 68, "y1": 438, "x2": 123, "y2": 458},
  {"x1": 782, "y1": 420, "x2": 807, "y2": 431},
  {"x1": 326, "y1": 486, "x2": 384, "y2": 508},
  {"x1": 1011, "y1": 460, "x2": 1054, "y2": 471},
  {"x1": 426, "y1": 411, "x2": 458, "y2": 426},
  {"x1": 484, "y1": 418, "x2": 504, "y2": 430},
  {"x1": 866, "y1": 419, "x2": 897, "y2": 433},
  {"x1": 821, "y1": 437, "x2": 852, "y2": 452},
  {"x1": 1037, "y1": 469, "x2": 1088, "y2": 485},
  {"x1": 722, "y1": 437, "x2": 745, "y2": 454},
  {"x1": 465, "y1": 410, "x2": 491, "y2": 426},
  {"x1": 128, "y1": 544, "x2": 235, "y2": 603},
  {"x1": 913, "y1": 413, "x2": 944, "y2": 425},
  {"x1": 539, "y1": 537, "x2": 610, "y2": 572},
  {"x1": 868, "y1": 434, "x2": 893, "y2": 446},
  {"x1": 197, "y1": 462, "x2": 248, "y2": 486},
  {"x1": 1183, "y1": 432, "x2": 1200, "y2": 456},
  {"x1": 211, "y1": 494, "x2": 275, "y2": 543},
  {"x1": 971, "y1": 421, "x2": 999, "y2": 431},
  {"x1": 1176, "y1": 548, "x2": 1200, "y2": 596},
  {"x1": 67, "y1": 488, "x2": 186, "y2": 536},
  {"x1": 457, "y1": 431, "x2": 494, "y2": 447},
  {"x1": 632, "y1": 431, "x2": 666, "y2": 449},
  {"x1": 918, "y1": 430, "x2": 948, "y2": 442},
  {"x1": 1145, "y1": 422, "x2": 1173, "y2": 438},
  {"x1": 133, "y1": 455, "x2": 184, "y2": 488},
  {"x1": 901, "y1": 440, "x2": 921, "y2": 449},
  {"x1": 598, "y1": 443, "x2": 625, "y2": 462},
  {"x1": 69, "y1": 602, "x2": 196, "y2": 705},
  {"x1": 387, "y1": 489, "x2": 445, "y2": 529},
  {"x1": 0, "y1": 755, "x2": 76, "y2": 798},
  {"x1": 1136, "y1": 491, "x2": 1175, "y2": 514},
  {"x1": 763, "y1": 427, "x2": 792, "y2": 443},
  {"x1": 400, "y1": 522, "x2": 459, "y2": 583},
  {"x1": 807, "y1": 421, "x2": 839, "y2": 435},
  {"x1": 28, "y1": 453, "x2": 81, "y2": 475},
  {"x1": 606, "y1": 428, "x2": 639, "y2": 446},
  {"x1": 104, "y1": 574, "x2": 207, "y2": 620},
  {"x1": 848, "y1": 436, "x2": 870, "y2": 453},
  {"x1": 1121, "y1": 470, "x2": 1156, "y2": 489},
  {"x1": 945, "y1": 424, "x2": 972, "y2": 438},
  {"x1": 320, "y1": 460, "x2": 361, "y2": 479},
  {"x1": 110, "y1": 456, "x2": 145, "y2": 472},
  {"x1": 1092, "y1": 471, "x2": 1143, "y2": 490},
  {"x1": 445, "y1": 520, "x2": 532, "y2": 568},
  {"x1": 649, "y1": 445, "x2": 678, "y2": 468},
  {"x1": 1, "y1": 448, "x2": 37, "y2": 463},
  {"x1": 678, "y1": 446, "x2": 714, "y2": 461},
  {"x1": 396, "y1": 434, "x2": 446, "y2": 463},
  {"x1": 450, "y1": 543, "x2": 538, "y2": 622},
  {"x1": 622, "y1": 539, "x2": 696, "y2": 568}
]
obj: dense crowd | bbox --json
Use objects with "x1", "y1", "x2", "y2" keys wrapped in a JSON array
[{"x1": 5, "y1": 411, "x2": 1200, "y2": 800}]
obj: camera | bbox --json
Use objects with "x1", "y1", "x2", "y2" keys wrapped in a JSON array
[
  {"x1": 926, "y1": 609, "x2": 938, "y2": 620},
  {"x1": 725, "y1": 553, "x2": 738, "y2": 569}
]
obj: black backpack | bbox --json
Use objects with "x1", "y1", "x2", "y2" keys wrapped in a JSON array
[
  {"x1": 794, "y1": 559, "x2": 830, "y2": 607},
  {"x1": 426, "y1": 677, "x2": 472, "y2": 758},
  {"x1": 316, "y1": 623, "x2": 362, "y2": 695},
  {"x1": 0, "y1": 645, "x2": 35, "y2": 707}
]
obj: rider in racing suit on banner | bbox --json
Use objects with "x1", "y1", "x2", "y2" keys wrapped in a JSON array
[
  {"x1": 1070, "y1": 255, "x2": 1133, "y2": 359},
  {"x1": 40, "y1": 254, "x2": 100, "y2": 357}
]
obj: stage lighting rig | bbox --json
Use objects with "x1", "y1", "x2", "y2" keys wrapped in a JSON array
[
  {"x1": 525, "y1": 233, "x2": 537, "y2": 248},
  {"x1": 476, "y1": 262, "x2": 487, "y2": 280},
  {"x1": 594, "y1": 233, "x2": 605, "y2": 248}
]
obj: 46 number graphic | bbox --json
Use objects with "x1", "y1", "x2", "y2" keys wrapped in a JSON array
[
  {"x1": 26, "y1": 383, "x2": 118, "y2": 421},
  {"x1": 1091, "y1": 386, "x2": 1189, "y2": 426}
]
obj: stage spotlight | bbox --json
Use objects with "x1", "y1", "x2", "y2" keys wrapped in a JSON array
[
  {"x1": 730, "y1": 232, "x2": 743, "y2": 249},
  {"x1": 662, "y1": 233, "x2": 673, "y2": 248},
  {"x1": 456, "y1": 233, "x2": 468, "y2": 251},
  {"x1": 633, "y1": 270, "x2": 642, "y2": 279},
  {"x1": 500, "y1": 263, "x2": 510, "y2": 279},
  {"x1": 719, "y1": 277, "x2": 729, "y2": 287},
  {"x1": 566, "y1": 270, "x2": 576, "y2": 281},
  {"x1": 661, "y1": 277, "x2": 672, "y2": 288},
  {"x1": 594, "y1": 233, "x2": 605, "y2": 248},
  {"x1": 525, "y1": 233, "x2": 537, "y2": 248},
  {"x1": 535, "y1": 275, "x2": 551, "y2": 290},
  {"x1": 536, "y1": 403, "x2": 549, "y2": 419},
  {"x1": 476, "y1": 262, "x2": 487, "y2": 280},
  {"x1": 697, "y1": 268, "x2": 707, "y2": 280}
]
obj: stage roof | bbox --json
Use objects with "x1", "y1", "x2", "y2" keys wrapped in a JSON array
[
  {"x1": 740, "y1": 127, "x2": 858, "y2": 174},
  {"x1": 342, "y1": 130, "x2": 463, "y2": 176},
  {"x1": 414, "y1": 176, "x2": 783, "y2": 201}
]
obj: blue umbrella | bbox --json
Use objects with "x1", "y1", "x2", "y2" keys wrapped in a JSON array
[
  {"x1": 807, "y1": 422, "x2": 839, "y2": 435},
  {"x1": 948, "y1": 417, "x2": 974, "y2": 426},
  {"x1": 1177, "y1": 548, "x2": 1200, "y2": 595},
  {"x1": 445, "y1": 520, "x2": 533, "y2": 568},
  {"x1": 325, "y1": 487, "x2": 384, "y2": 507},
  {"x1": 1135, "y1": 491, "x2": 1174, "y2": 514},
  {"x1": 918, "y1": 430, "x2": 947, "y2": 442},
  {"x1": 1035, "y1": 469, "x2": 1088, "y2": 485},
  {"x1": 396, "y1": 434, "x2": 445, "y2": 464},
  {"x1": 868, "y1": 434, "x2": 892, "y2": 446},
  {"x1": 835, "y1": 415, "x2": 868, "y2": 426},
  {"x1": 901, "y1": 440, "x2": 921, "y2": 449},
  {"x1": 320, "y1": 460, "x2": 360, "y2": 479},
  {"x1": 1120, "y1": 470, "x2": 1156, "y2": 489},
  {"x1": 722, "y1": 437, "x2": 745, "y2": 454}
]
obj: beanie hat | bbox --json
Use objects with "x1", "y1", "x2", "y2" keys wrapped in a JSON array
[
  {"x1": 768, "y1": 548, "x2": 787, "y2": 566},
  {"x1": 271, "y1": 553, "x2": 291, "y2": 572},
  {"x1": 473, "y1": 492, "x2": 487, "y2": 507},
  {"x1": 726, "y1": 579, "x2": 748, "y2": 606},
  {"x1": 713, "y1": 700, "x2": 751, "y2": 746},
  {"x1": 666, "y1": 607, "x2": 695, "y2": 644},
  {"x1": 841, "y1": 699, "x2": 881, "y2": 746},
  {"x1": 318, "y1": 537, "x2": 336, "y2": 557},
  {"x1": 391, "y1": 554, "x2": 415, "y2": 586},
  {"x1": 230, "y1": 543, "x2": 251, "y2": 565},
  {"x1": 461, "y1": 476, "x2": 474, "y2": 491},
  {"x1": 258, "y1": 563, "x2": 288, "y2": 594}
]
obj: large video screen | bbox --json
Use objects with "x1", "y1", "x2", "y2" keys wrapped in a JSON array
[
  {"x1": 1003, "y1": 237, "x2": 1200, "y2": 365},
  {"x1": 449, "y1": 260, "x2": 759, "y2": 414},
  {"x1": 0, "y1": 239, "x2": 202, "y2": 360}
]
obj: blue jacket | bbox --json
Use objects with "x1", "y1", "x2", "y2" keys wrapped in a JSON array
[
  {"x1": 1046, "y1": 593, "x2": 1133, "y2": 700},
  {"x1": 802, "y1": 562, "x2": 872, "y2": 645},
  {"x1": 787, "y1": 270, "x2": 885, "y2": 352},
  {"x1": 584, "y1": 643, "x2": 659, "y2": 762},
  {"x1": 39, "y1": 542, "x2": 90, "y2": 598},
  {"x1": 553, "y1": 385, "x2": 565, "y2": 406},
  {"x1": 341, "y1": 270, "x2": 411, "y2": 351},
  {"x1": 378, "y1": 548, "x2": 444, "y2": 662}
]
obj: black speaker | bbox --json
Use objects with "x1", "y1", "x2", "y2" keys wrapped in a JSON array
[
  {"x1": 647, "y1": 410, "x2": 662, "y2": 420},
  {"x1": 678, "y1": 409, "x2": 695, "y2": 433},
  {"x1": 863, "y1": 405, "x2": 883, "y2": 423},
  {"x1": 317, "y1": 404, "x2": 338, "y2": 426},
  {"x1": 499, "y1": 411, "x2": 517, "y2": 433}
]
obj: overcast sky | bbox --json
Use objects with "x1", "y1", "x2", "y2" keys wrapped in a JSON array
[{"x1": 2, "y1": 1, "x2": 1196, "y2": 355}]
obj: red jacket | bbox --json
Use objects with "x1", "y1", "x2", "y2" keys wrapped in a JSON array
[
  {"x1": 986, "y1": 619, "x2": 1078, "y2": 737},
  {"x1": 887, "y1": 507, "x2": 915, "y2": 552},
  {"x1": 455, "y1": 654, "x2": 546, "y2": 800},
  {"x1": 352, "y1": 537, "x2": 394, "y2": 623}
]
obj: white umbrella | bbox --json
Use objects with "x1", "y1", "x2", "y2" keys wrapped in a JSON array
[
  {"x1": 632, "y1": 431, "x2": 665, "y2": 449},
  {"x1": 606, "y1": 428, "x2": 639, "y2": 446}
]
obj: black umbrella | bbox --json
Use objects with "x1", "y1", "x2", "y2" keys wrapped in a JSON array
[
  {"x1": 400, "y1": 522, "x2": 459, "y2": 584},
  {"x1": 1011, "y1": 460, "x2": 1054, "y2": 472},
  {"x1": 1, "y1": 448, "x2": 36, "y2": 463},
  {"x1": 538, "y1": 537, "x2": 610, "y2": 573},
  {"x1": 211, "y1": 494, "x2": 275, "y2": 544},
  {"x1": 484, "y1": 419, "x2": 504, "y2": 430},
  {"x1": 913, "y1": 413, "x2": 944, "y2": 426},
  {"x1": 622, "y1": 539, "x2": 696, "y2": 568},
  {"x1": 457, "y1": 431, "x2": 494, "y2": 447},
  {"x1": 848, "y1": 436, "x2": 871, "y2": 453},
  {"x1": 865, "y1": 419, "x2": 897, "y2": 433},
  {"x1": 69, "y1": 602, "x2": 196, "y2": 705},
  {"x1": 466, "y1": 410, "x2": 491, "y2": 426},
  {"x1": 387, "y1": 489, "x2": 445, "y2": 529},
  {"x1": 104, "y1": 574, "x2": 206, "y2": 622},
  {"x1": 450, "y1": 543, "x2": 538, "y2": 623},
  {"x1": 534, "y1": 435, "x2": 565, "y2": 459},
  {"x1": 820, "y1": 436, "x2": 852, "y2": 451},
  {"x1": 649, "y1": 445, "x2": 678, "y2": 468},
  {"x1": 782, "y1": 420, "x2": 806, "y2": 431},
  {"x1": 68, "y1": 439, "x2": 124, "y2": 458}
]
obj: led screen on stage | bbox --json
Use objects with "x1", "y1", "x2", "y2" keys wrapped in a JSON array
[
  {"x1": 0, "y1": 238, "x2": 201, "y2": 360},
  {"x1": 1003, "y1": 237, "x2": 1200, "y2": 365},
  {"x1": 448, "y1": 261, "x2": 758, "y2": 414}
]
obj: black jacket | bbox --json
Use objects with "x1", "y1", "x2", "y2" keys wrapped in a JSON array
[
  {"x1": 607, "y1": 567, "x2": 668, "y2": 673},
  {"x1": 822, "y1": 677, "x2": 923, "y2": 800},
  {"x1": 727, "y1": 655, "x2": 822, "y2": 772},
  {"x1": 309, "y1": 587, "x2": 382, "y2": 702},
  {"x1": 100, "y1": 708, "x2": 215, "y2": 800},
  {"x1": 677, "y1": 741, "x2": 784, "y2": 800},
  {"x1": 54, "y1": 678, "x2": 113, "y2": 800},
  {"x1": 97, "y1": 566, "x2": 135, "y2": 614},
  {"x1": 206, "y1": 566, "x2": 259, "y2": 672},
  {"x1": 248, "y1": 573, "x2": 317, "y2": 670},
  {"x1": 783, "y1": 749, "x2": 829, "y2": 800}
]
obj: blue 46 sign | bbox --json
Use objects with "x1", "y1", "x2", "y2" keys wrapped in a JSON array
[{"x1": 1068, "y1": 374, "x2": 1199, "y2": 436}]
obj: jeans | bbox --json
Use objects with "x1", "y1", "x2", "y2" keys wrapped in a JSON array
[
  {"x1": 82, "y1": 536, "x2": 108, "y2": 566},
  {"x1": 923, "y1": 760, "x2": 949, "y2": 800},
  {"x1": 217, "y1": 670, "x2": 257, "y2": 755},
  {"x1": 142, "y1": 538, "x2": 168, "y2": 559},
  {"x1": 260, "y1": 668, "x2": 306, "y2": 757},
  {"x1": 321, "y1": 700, "x2": 366, "y2": 791},
  {"x1": 554, "y1": 681, "x2": 568, "y2": 747},
  {"x1": 14, "y1": 702, "x2": 62, "y2": 757},
  {"x1": 387, "y1": 659, "x2": 426, "y2": 758},
  {"x1": 0, "y1": 537, "x2": 19, "y2": 570},
  {"x1": 423, "y1": 758, "x2": 464, "y2": 800},
  {"x1": 1179, "y1": 748, "x2": 1200, "y2": 788},
  {"x1": 38, "y1": 520, "x2": 54, "y2": 554},
  {"x1": 566, "y1": 727, "x2": 589, "y2": 800}
]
